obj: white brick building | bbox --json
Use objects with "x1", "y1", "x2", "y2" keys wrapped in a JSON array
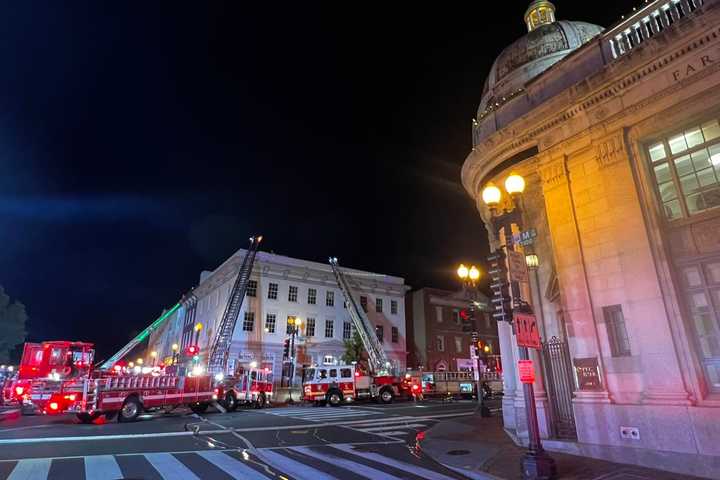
[{"x1": 147, "y1": 250, "x2": 409, "y2": 381}]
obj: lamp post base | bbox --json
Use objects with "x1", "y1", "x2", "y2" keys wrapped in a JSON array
[{"x1": 522, "y1": 450, "x2": 557, "y2": 480}]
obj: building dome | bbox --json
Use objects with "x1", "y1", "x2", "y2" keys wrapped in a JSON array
[{"x1": 477, "y1": 2, "x2": 603, "y2": 119}]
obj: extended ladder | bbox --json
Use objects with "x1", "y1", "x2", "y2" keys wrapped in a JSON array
[
  {"x1": 208, "y1": 236, "x2": 263, "y2": 375},
  {"x1": 99, "y1": 302, "x2": 182, "y2": 370},
  {"x1": 329, "y1": 257, "x2": 390, "y2": 376}
]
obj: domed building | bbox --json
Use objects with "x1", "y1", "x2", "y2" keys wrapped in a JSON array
[{"x1": 461, "y1": 0, "x2": 720, "y2": 477}]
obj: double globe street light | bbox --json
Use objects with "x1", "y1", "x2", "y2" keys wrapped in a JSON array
[{"x1": 481, "y1": 172, "x2": 557, "y2": 480}]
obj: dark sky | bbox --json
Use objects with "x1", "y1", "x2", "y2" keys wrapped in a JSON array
[{"x1": 1, "y1": 1, "x2": 633, "y2": 358}]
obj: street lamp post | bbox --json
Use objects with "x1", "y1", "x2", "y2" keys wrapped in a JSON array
[
  {"x1": 287, "y1": 316, "x2": 302, "y2": 403},
  {"x1": 482, "y1": 173, "x2": 557, "y2": 480},
  {"x1": 456, "y1": 263, "x2": 491, "y2": 417},
  {"x1": 171, "y1": 343, "x2": 179, "y2": 365}
]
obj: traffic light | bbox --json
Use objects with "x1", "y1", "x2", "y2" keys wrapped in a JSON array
[
  {"x1": 283, "y1": 339, "x2": 290, "y2": 359},
  {"x1": 488, "y1": 250, "x2": 513, "y2": 322},
  {"x1": 460, "y1": 308, "x2": 474, "y2": 332},
  {"x1": 185, "y1": 345, "x2": 200, "y2": 356}
]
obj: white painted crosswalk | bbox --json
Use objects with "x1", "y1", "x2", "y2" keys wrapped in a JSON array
[
  {"x1": 346, "y1": 417, "x2": 435, "y2": 438},
  {"x1": 0, "y1": 444, "x2": 470, "y2": 480},
  {"x1": 260, "y1": 406, "x2": 384, "y2": 422}
]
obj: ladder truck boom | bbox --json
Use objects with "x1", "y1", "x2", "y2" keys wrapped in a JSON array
[
  {"x1": 328, "y1": 257, "x2": 390, "y2": 376},
  {"x1": 208, "y1": 236, "x2": 263, "y2": 376},
  {"x1": 99, "y1": 302, "x2": 182, "y2": 370}
]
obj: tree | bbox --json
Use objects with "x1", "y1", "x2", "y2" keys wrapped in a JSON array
[
  {"x1": 0, "y1": 287, "x2": 28, "y2": 364},
  {"x1": 341, "y1": 330, "x2": 365, "y2": 366}
]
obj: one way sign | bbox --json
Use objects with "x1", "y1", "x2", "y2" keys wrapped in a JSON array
[{"x1": 514, "y1": 312, "x2": 541, "y2": 349}]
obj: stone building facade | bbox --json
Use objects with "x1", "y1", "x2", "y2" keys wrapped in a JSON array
[
  {"x1": 461, "y1": 1, "x2": 720, "y2": 477},
  {"x1": 405, "y1": 287, "x2": 496, "y2": 372},
  {"x1": 146, "y1": 250, "x2": 409, "y2": 383}
]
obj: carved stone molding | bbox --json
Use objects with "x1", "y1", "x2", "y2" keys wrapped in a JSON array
[
  {"x1": 595, "y1": 134, "x2": 625, "y2": 169},
  {"x1": 539, "y1": 158, "x2": 568, "y2": 189}
]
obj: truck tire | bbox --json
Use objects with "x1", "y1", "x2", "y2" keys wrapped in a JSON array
[
  {"x1": 254, "y1": 393, "x2": 266, "y2": 409},
  {"x1": 379, "y1": 388, "x2": 394, "y2": 404},
  {"x1": 190, "y1": 402, "x2": 209, "y2": 414},
  {"x1": 327, "y1": 390, "x2": 342, "y2": 407},
  {"x1": 118, "y1": 397, "x2": 142, "y2": 422},
  {"x1": 76, "y1": 412, "x2": 102, "y2": 424},
  {"x1": 224, "y1": 393, "x2": 238, "y2": 412}
]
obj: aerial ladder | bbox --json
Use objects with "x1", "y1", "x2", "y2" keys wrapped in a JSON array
[
  {"x1": 99, "y1": 303, "x2": 182, "y2": 371},
  {"x1": 328, "y1": 257, "x2": 391, "y2": 376},
  {"x1": 207, "y1": 236, "x2": 263, "y2": 376}
]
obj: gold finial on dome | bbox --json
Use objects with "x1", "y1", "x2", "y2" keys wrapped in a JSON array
[{"x1": 524, "y1": 0, "x2": 556, "y2": 32}]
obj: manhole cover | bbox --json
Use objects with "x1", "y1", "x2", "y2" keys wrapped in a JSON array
[{"x1": 446, "y1": 449, "x2": 471, "y2": 456}]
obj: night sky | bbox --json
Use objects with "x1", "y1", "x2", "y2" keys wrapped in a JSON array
[{"x1": 1, "y1": 1, "x2": 633, "y2": 359}]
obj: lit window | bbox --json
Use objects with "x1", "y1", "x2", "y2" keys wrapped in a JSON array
[
  {"x1": 324, "y1": 320, "x2": 334, "y2": 338},
  {"x1": 306, "y1": 317, "x2": 316, "y2": 337},
  {"x1": 376, "y1": 298, "x2": 383, "y2": 313},
  {"x1": 648, "y1": 119, "x2": 720, "y2": 219},
  {"x1": 436, "y1": 306, "x2": 443, "y2": 323},
  {"x1": 246, "y1": 280, "x2": 257, "y2": 297},
  {"x1": 242, "y1": 312, "x2": 255, "y2": 332},
  {"x1": 268, "y1": 283, "x2": 278, "y2": 300},
  {"x1": 455, "y1": 336, "x2": 463, "y2": 353},
  {"x1": 326, "y1": 291, "x2": 335, "y2": 307},
  {"x1": 288, "y1": 286, "x2": 298, "y2": 302},
  {"x1": 308, "y1": 288, "x2": 317, "y2": 305},
  {"x1": 436, "y1": 336, "x2": 445, "y2": 352},
  {"x1": 391, "y1": 300, "x2": 398, "y2": 315},
  {"x1": 264, "y1": 314, "x2": 276, "y2": 333},
  {"x1": 391, "y1": 326, "x2": 398, "y2": 343}
]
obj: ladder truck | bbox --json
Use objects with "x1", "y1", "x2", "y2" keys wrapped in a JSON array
[
  {"x1": 11, "y1": 236, "x2": 268, "y2": 422},
  {"x1": 302, "y1": 257, "x2": 406, "y2": 406}
]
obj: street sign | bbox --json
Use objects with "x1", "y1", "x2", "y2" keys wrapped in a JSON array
[
  {"x1": 512, "y1": 228, "x2": 537, "y2": 246},
  {"x1": 518, "y1": 359, "x2": 535, "y2": 384},
  {"x1": 514, "y1": 312, "x2": 541, "y2": 349},
  {"x1": 507, "y1": 250, "x2": 529, "y2": 283}
]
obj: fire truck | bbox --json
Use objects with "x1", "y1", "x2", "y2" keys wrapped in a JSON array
[
  {"x1": 11, "y1": 235, "x2": 267, "y2": 423},
  {"x1": 302, "y1": 258, "x2": 407, "y2": 406}
]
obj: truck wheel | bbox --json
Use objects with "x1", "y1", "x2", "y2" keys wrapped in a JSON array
[
  {"x1": 379, "y1": 388, "x2": 394, "y2": 404},
  {"x1": 76, "y1": 412, "x2": 102, "y2": 424},
  {"x1": 327, "y1": 391, "x2": 342, "y2": 407},
  {"x1": 119, "y1": 397, "x2": 141, "y2": 422},
  {"x1": 254, "y1": 393, "x2": 266, "y2": 409},
  {"x1": 190, "y1": 402, "x2": 209, "y2": 414},
  {"x1": 224, "y1": 393, "x2": 238, "y2": 412}
]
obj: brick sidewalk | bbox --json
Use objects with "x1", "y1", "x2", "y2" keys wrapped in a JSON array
[{"x1": 419, "y1": 413, "x2": 710, "y2": 480}]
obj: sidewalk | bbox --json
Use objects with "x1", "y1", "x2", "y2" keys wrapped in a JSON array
[{"x1": 419, "y1": 412, "x2": 709, "y2": 480}]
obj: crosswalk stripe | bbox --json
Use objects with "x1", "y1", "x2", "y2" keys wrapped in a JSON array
[
  {"x1": 359, "y1": 423, "x2": 427, "y2": 432},
  {"x1": 84, "y1": 455, "x2": 122, "y2": 480},
  {"x1": 195, "y1": 451, "x2": 268, "y2": 480},
  {"x1": 7, "y1": 459, "x2": 51, "y2": 480},
  {"x1": 365, "y1": 431, "x2": 406, "y2": 437},
  {"x1": 290, "y1": 446, "x2": 406, "y2": 480},
  {"x1": 332, "y1": 444, "x2": 459, "y2": 480},
  {"x1": 259, "y1": 449, "x2": 339, "y2": 480},
  {"x1": 144, "y1": 453, "x2": 201, "y2": 480}
]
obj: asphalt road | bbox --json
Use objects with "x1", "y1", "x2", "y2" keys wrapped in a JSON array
[{"x1": 0, "y1": 398, "x2": 498, "y2": 479}]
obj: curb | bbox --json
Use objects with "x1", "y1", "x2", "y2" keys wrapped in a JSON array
[{"x1": 0, "y1": 408, "x2": 20, "y2": 422}]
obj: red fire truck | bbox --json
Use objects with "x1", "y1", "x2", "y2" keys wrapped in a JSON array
[
  {"x1": 10, "y1": 340, "x2": 217, "y2": 422},
  {"x1": 302, "y1": 364, "x2": 405, "y2": 406},
  {"x1": 215, "y1": 364, "x2": 273, "y2": 410}
]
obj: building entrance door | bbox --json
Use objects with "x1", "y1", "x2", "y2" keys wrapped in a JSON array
[{"x1": 542, "y1": 336, "x2": 577, "y2": 440}]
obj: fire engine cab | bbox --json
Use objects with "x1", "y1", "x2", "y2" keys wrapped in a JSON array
[
  {"x1": 215, "y1": 364, "x2": 273, "y2": 410},
  {"x1": 302, "y1": 364, "x2": 402, "y2": 406}
]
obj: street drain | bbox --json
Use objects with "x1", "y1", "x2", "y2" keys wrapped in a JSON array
[{"x1": 446, "y1": 449, "x2": 471, "y2": 456}]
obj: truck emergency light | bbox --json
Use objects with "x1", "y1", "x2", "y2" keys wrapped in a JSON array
[{"x1": 15, "y1": 386, "x2": 24, "y2": 396}]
